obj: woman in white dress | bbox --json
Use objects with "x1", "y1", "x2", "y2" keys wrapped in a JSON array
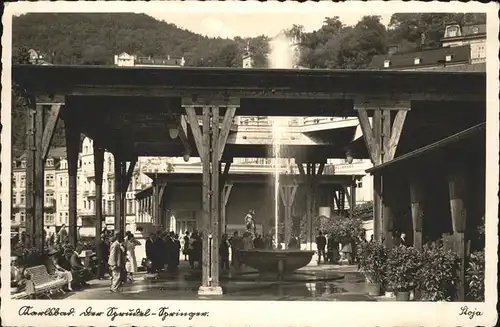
[{"x1": 125, "y1": 233, "x2": 141, "y2": 281}]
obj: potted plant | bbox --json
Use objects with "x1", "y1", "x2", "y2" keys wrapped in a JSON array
[
  {"x1": 417, "y1": 246, "x2": 460, "y2": 301},
  {"x1": 357, "y1": 241, "x2": 387, "y2": 296},
  {"x1": 386, "y1": 245, "x2": 422, "y2": 301},
  {"x1": 465, "y1": 250, "x2": 485, "y2": 301}
]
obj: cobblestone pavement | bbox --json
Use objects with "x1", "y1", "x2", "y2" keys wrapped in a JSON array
[{"x1": 52, "y1": 261, "x2": 380, "y2": 301}]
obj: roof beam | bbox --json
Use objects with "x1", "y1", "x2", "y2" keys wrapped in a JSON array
[{"x1": 67, "y1": 87, "x2": 482, "y2": 102}]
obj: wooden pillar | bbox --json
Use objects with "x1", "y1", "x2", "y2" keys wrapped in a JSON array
[
  {"x1": 93, "y1": 143, "x2": 105, "y2": 243},
  {"x1": 409, "y1": 177, "x2": 424, "y2": 249},
  {"x1": 382, "y1": 174, "x2": 394, "y2": 248},
  {"x1": 185, "y1": 100, "x2": 236, "y2": 295},
  {"x1": 221, "y1": 183, "x2": 233, "y2": 236},
  {"x1": 356, "y1": 100, "x2": 409, "y2": 241},
  {"x1": 447, "y1": 169, "x2": 467, "y2": 301},
  {"x1": 349, "y1": 183, "x2": 357, "y2": 218},
  {"x1": 113, "y1": 155, "x2": 123, "y2": 236},
  {"x1": 219, "y1": 160, "x2": 232, "y2": 237},
  {"x1": 25, "y1": 98, "x2": 36, "y2": 247},
  {"x1": 200, "y1": 107, "x2": 211, "y2": 291},
  {"x1": 34, "y1": 104, "x2": 45, "y2": 251},
  {"x1": 297, "y1": 162, "x2": 323, "y2": 249},
  {"x1": 151, "y1": 180, "x2": 159, "y2": 228},
  {"x1": 210, "y1": 106, "x2": 221, "y2": 288},
  {"x1": 65, "y1": 115, "x2": 80, "y2": 247}
]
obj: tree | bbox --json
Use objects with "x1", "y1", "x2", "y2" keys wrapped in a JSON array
[
  {"x1": 13, "y1": 46, "x2": 31, "y2": 65},
  {"x1": 336, "y1": 16, "x2": 388, "y2": 69},
  {"x1": 82, "y1": 44, "x2": 112, "y2": 65}
]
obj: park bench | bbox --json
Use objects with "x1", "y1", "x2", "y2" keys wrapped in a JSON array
[{"x1": 11, "y1": 265, "x2": 67, "y2": 299}]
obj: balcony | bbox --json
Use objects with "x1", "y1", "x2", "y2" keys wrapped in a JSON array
[
  {"x1": 78, "y1": 208, "x2": 94, "y2": 217},
  {"x1": 83, "y1": 170, "x2": 95, "y2": 178}
]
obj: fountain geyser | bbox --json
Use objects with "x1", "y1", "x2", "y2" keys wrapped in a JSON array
[{"x1": 239, "y1": 32, "x2": 314, "y2": 279}]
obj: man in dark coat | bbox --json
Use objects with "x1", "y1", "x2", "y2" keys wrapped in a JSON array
[
  {"x1": 145, "y1": 233, "x2": 157, "y2": 273},
  {"x1": 316, "y1": 231, "x2": 327, "y2": 264},
  {"x1": 96, "y1": 233, "x2": 109, "y2": 279}
]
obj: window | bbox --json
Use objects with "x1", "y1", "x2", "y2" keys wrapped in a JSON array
[
  {"x1": 127, "y1": 199, "x2": 134, "y2": 215},
  {"x1": 20, "y1": 176, "x2": 26, "y2": 187},
  {"x1": 413, "y1": 57, "x2": 420, "y2": 65},
  {"x1": 60, "y1": 177, "x2": 63, "y2": 187},
  {"x1": 12, "y1": 193, "x2": 17, "y2": 205},
  {"x1": 45, "y1": 191, "x2": 55, "y2": 206},
  {"x1": 108, "y1": 179, "x2": 114, "y2": 193},
  {"x1": 64, "y1": 194, "x2": 68, "y2": 207},
  {"x1": 445, "y1": 54, "x2": 453, "y2": 62},
  {"x1": 20, "y1": 211, "x2": 25, "y2": 222},
  {"x1": 59, "y1": 212, "x2": 63, "y2": 225},
  {"x1": 46, "y1": 159, "x2": 54, "y2": 167},
  {"x1": 45, "y1": 174, "x2": 55, "y2": 187},
  {"x1": 21, "y1": 161, "x2": 26, "y2": 168},
  {"x1": 20, "y1": 192, "x2": 25, "y2": 205},
  {"x1": 383, "y1": 60, "x2": 391, "y2": 68},
  {"x1": 12, "y1": 175, "x2": 17, "y2": 188},
  {"x1": 64, "y1": 212, "x2": 69, "y2": 225},
  {"x1": 45, "y1": 213, "x2": 55, "y2": 224},
  {"x1": 107, "y1": 201, "x2": 114, "y2": 215}
]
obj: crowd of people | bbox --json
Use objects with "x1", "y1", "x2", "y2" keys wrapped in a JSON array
[{"x1": 143, "y1": 230, "x2": 187, "y2": 274}]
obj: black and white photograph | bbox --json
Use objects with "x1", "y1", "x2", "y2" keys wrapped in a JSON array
[{"x1": 1, "y1": 1, "x2": 498, "y2": 326}]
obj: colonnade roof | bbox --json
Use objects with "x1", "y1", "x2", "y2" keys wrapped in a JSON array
[{"x1": 12, "y1": 65, "x2": 486, "y2": 160}]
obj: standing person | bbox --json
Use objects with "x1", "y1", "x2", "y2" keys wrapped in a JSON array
[
  {"x1": 316, "y1": 231, "x2": 327, "y2": 264},
  {"x1": 188, "y1": 231, "x2": 198, "y2": 268},
  {"x1": 108, "y1": 233, "x2": 124, "y2": 292},
  {"x1": 96, "y1": 234, "x2": 109, "y2": 279},
  {"x1": 58, "y1": 224, "x2": 69, "y2": 244},
  {"x1": 230, "y1": 231, "x2": 242, "y2": 269},
  {"x1": 174, "y1": 234, "x2": 181, "y2": 268},
  {"x1": 125, "y1": 232, "x2": 141, "y2": 282},
  {"x1": 145, "y1": 233, "x2": 157, "y2": 273},
  {"x1": 219, "y1": 234, "x2": 230, "y2": 272},
  {"x1": 182, "y1": 231, "x2": 190, "y2": 261}
]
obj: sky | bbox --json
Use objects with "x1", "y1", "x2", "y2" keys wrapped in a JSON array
[{"x1": 147, "y1": 11, "x2": 392, "y2": 39}]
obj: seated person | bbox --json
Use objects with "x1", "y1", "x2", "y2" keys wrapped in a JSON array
[
  {"x1": 43, "y1": 248, "x2": 74, "y2": 291},
  {"x1": 64, "y1": 246, "x2": 92, "y2": 286}
]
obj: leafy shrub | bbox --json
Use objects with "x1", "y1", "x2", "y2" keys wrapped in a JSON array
[
  {"x1": 385, "y1": 245, "x2": 422, "y2": 292},
  {"x1": 417, "y1": 247, "x2": 460, "y2": 301},
  {"x1": 465, "y1": 250, "x2": 485, "y2": 301},
  {"x1": 357, "y1": 241, "x2": 388, "y2": 284},
  {"x1": 12, "y1": 245, "x2": 48, "y2": 267},
  {"x1": 328, "y1": 216, "x2": 364, "y2": 244}
]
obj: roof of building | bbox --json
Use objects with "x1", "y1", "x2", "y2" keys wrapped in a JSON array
[
  {"x1": 17, "y1": 147, "x2": 67, "y2": 160},
  {"x1": 415, "y1": 62, "x2": 486, "y2": 72},
  {"x1": 442, "y1": 24, "x2": 487, "y2": 40},
  {"x1": 366, "y1": 122, "x2": 485, "y2": 174},
  {"x1": 368, "y1": 45, "x2": 470, "y2": 70},
  {"x1": 135, "y1": 57, "x2": 183, "y2": 66}
]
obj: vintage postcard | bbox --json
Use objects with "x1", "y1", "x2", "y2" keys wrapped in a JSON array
[{"x1": 1, "y1": 1, "x2": 498, "y2": 326}]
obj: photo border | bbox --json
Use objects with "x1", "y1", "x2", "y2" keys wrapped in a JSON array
[{"x1": 1, "y1": 1, "x2": 498, "y2": 326}]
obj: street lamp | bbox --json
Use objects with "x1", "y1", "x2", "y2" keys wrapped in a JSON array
[
  {"x1": 345, "y1": 148, "x2": 354, "y2": 164},
  {"x1": 183, "y1": 151, "x2": 190, "y2": 162}
]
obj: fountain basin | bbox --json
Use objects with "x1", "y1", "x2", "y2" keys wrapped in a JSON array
[{"x1": 239, "y1": 249, "x2": 315, "y2": 276}]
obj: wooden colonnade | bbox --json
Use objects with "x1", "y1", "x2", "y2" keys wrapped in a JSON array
[{"x1": 23, "y1": 101, "x2": 138, "y2": 250}]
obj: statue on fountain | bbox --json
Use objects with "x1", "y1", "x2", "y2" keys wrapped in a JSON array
[{"x1": 244, "y1": 209, "x2": 256, "y2": 235}]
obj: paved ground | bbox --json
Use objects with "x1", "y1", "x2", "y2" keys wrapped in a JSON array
[{"x1": 55, "y1": 261, "x2": 386, "y2": 301}]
